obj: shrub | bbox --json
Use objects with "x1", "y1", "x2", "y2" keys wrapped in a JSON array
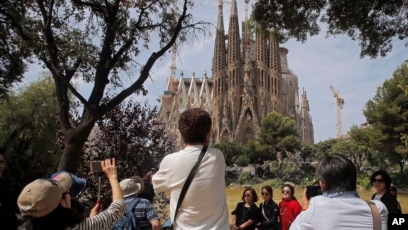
[{"x1": 237, "y1": 172, "x2": 253, "y2": 185}]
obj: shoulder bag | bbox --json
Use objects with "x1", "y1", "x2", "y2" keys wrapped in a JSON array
[{"x1": 366, "y1": 201, "x2": 381, "y2": 230}]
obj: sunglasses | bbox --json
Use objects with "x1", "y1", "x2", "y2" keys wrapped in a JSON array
[
  {"x1": 244, "y1": 193, "x2": 252, "y2": 197},
  {"x1": 371, "y1": 178, "x2": 384, "y2": 183},
  {"x1": 282, "y1": 189, "x2": 291, "y2": 194},
  {"x1": 261, "y1": 192, "x2": 270, "y2": 196}
]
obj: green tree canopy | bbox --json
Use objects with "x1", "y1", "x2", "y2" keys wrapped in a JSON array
[
  {"x1": 1, "y1": 0, "x2": 208, "y2": 172},
  {"x1": 258, "y1": 111, "x2": 301, "y2": 160},
  {"x1": 243, "y1": 139, "x2": 270, "y2": 164},
  {"x1": 213, "y1": 142, "x2": 243, "y2": 166},
  {"x1": 311, "y1": 138, "x2": 337, "y2": 160},
  {"x1": 331, "y1": 138, "x2": 367, "y2": 171},
  {"x1": 398, "y1": 61, "x2": 408, "y2": 147},
  {"x1": 252, "y1": 0, "x2": 408, "y2": 58},
  {"x1": 363, "y1": 62, "x2": 408, "y2": 166},
  {"x1": 0, "y1": 1, "x2": 27, "y2": 99},
  {"x1": 348, "y1": 125, "x2": 384, "y2": 169},
  {"x1": 0, "y1": 76, "x2": 60, "y2": 186},
  {"x1": 269, "y1": 158, "x2": 298, "y2": 182}
]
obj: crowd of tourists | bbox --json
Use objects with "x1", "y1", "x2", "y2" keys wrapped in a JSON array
[
  {"x1": 0, "y1": 108, "x2": 404, "y2": 230},
  {"x1": 230, "y1": 165, "x2": 403, "y2": 230}
]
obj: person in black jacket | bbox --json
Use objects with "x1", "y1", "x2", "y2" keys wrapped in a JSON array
[
  {"x1": 370, "y1": 170, "x2": 402, "y2": 214},
  {"x1": 231, "y1": 187, "x2": 261, "y2": 230},
  {"x1": 256, "y1": 185, "x2": 280, "y2": 230}
]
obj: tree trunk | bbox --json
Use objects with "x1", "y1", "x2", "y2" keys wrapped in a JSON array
[{"x1": 58, "y1": 118, "x2": 96, "y2": 173}]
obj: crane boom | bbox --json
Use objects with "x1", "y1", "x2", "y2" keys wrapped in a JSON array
[{"x1": 329, "y1": 85, "x2": 344, "y2": 138}]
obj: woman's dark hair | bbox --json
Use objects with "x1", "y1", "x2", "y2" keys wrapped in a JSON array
[
  {"x1": 316, "y1": 154, "x2": 357, "y2": 192},
  {"x1": 28, "y1": 203, "x2": 84, "y2": 229},
  {"x1": 390, "y1": 185, "x2": 398, "y2": 198},
  {"x1": 178, "y1": 108, "x2": 212, "y2": 144},
  {"x1": 281, "y1": 184, "x2": 296, "y2": 198},
  {"x1": 241, "y1": 187, "x2": 258, "y2": 202},
  {"x1": 261, "y1": 185, "x2": 273, "y2": 200},
  {"x1": 370, "y1": 170, "x2": 392, "y2": 189}
]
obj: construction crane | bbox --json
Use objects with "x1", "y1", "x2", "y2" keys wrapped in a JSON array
[
  {"x1": 329, "y1": 85, "x2": 345, "y2": 138},
  {"x1": 170, "y1": 0, "x2": 177, "y2": 80}
]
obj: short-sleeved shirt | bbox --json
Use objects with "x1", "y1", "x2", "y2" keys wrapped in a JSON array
[
  {"x1": 125, "y1": 197, "x2": 159, "y2": 230},
  {"x1": 152, "y1": 145, "x2": 230, "y2": 230}
]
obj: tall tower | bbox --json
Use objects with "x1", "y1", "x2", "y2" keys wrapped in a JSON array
[
  {"x1": 211, "y1": 0, "x2": 284, "y2": 145},
  {"x1": 301, "y1": 89, "x2": 314, "y2": 144},
  {"x1": 226, "y1": 0, "x2": 243, "y2": 134},
  {"x1": 280, "y1": 47, "x2": 297, "y2": 118},
  {"x1": 212, "y1": 0, "x2": 228, "y2": 143}
]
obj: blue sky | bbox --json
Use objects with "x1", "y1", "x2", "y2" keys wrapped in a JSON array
[{"x1": 20, "y1": 1, "x2": 407, "y2": 143}]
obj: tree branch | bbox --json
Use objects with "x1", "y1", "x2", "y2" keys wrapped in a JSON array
[{"x1": 102, "y1": 0, "x2": 189, "y2": 113}]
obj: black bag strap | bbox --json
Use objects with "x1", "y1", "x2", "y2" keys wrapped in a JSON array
[{"x1": 172, "y1": 146, "x2": 208, "y2": 225}]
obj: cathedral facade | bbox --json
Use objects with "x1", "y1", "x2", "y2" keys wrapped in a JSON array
[{"x1": 157, "y1": 0, "x2": 314, "y2": 149}]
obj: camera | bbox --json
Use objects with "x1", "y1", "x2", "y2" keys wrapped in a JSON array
[
  {"x1": 90, "y1": 161, "x2": 103, "y2": 173},
  {"x1": 305, "y1": 185, "x2": 322, "y2": 200}
]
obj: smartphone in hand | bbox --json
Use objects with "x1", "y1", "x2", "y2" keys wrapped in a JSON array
[
  {"x1": 90, "y1": 161, "x2": 103, "y2": 203},
  {"x1": 306, "y1": 185, "x2": 322, "y2": 200},
  {"x1": 90, "y1": 161, "x2": 103, "y2": 173}
]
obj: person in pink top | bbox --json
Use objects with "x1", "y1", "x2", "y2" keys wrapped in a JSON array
[{"x1": 279, "y1": 184, "x2": 302, "y2": 230}]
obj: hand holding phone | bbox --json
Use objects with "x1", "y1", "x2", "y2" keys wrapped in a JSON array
[{"x1": 90, "y1": 161, "x2": 104, "y2": 204}]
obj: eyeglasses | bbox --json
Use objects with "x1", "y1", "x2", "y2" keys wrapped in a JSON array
[
  {"x1": 244, "y1": 193, "x2": 252, "y2": 197},
  {"x1": 261, "y1": 192, "x2": 270, "y2": 196},
  {"x1": 282, "y1": 189, "x2": 291, "y2": 194},
  {"x1": 371, "y1": 178, "x2": 384, "y2": 183}
]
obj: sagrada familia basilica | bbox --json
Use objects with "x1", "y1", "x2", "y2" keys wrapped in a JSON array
[{"x1": 158, "y1": 1, "x2": 314, "y2": 149}]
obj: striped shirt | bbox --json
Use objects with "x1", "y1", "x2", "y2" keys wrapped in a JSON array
[
  {"x1": 72, "y1": 200, "x2": 126, "y2": 230},
  {"x1": 123, "y1": 197, "x2": 159, "y2": 230}
]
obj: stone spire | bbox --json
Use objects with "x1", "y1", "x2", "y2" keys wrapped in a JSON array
[
  {"x1": 213, "y1": 0, "x2": 226, "y2": 74},
  {"x1": 279, "y1": 47, "x2": 289, "y2": 74},
  {"x1": 227, "y1": 0, "x2": 241, "y2": 65}
]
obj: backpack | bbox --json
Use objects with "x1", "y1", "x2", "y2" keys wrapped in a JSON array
[{"x1": 112, "y1": 198, "x2": 140, "y2": 230}]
